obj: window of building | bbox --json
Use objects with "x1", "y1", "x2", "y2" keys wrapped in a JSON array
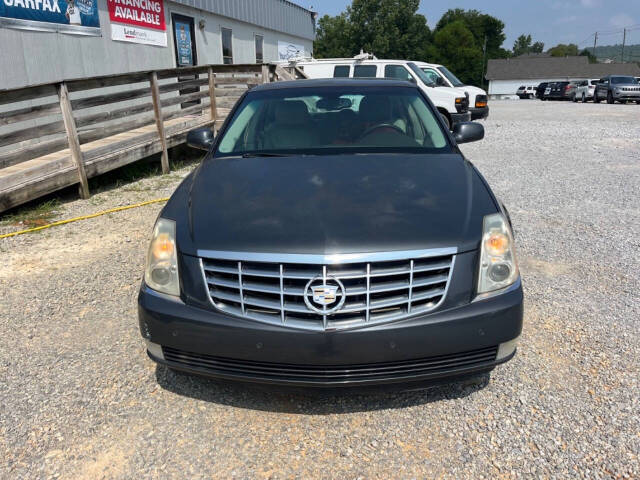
[
  {"x1": 384, "y1": 65, "x2": 413, "y2": 81},
  {"x1": 222, "y1": 28, "x2": 233, "y2": 64},
  {"x1": 255, "y1": 34, "x2": 264, "y2": 63},
  {"x1": 333, "y1": 65, "x2": 350, "y2": 77},
  {"x1": 353, "y1": 65, "x2": 377, "y2": 77}
]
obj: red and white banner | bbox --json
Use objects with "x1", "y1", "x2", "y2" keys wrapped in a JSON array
[{"x1": 108, "y1": 0, "x2": 167, "y2": 47}]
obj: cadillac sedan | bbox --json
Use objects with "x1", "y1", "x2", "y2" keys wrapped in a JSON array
[{"x1": 138, "y1": 78, "x2": 523, "y2": 388}]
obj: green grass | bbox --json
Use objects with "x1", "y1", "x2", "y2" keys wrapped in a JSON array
[{"x1": 0, "y1": 198, "x2": 62, "y2": 227}]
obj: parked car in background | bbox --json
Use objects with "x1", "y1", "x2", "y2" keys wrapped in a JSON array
[
  {"x1": 535, "y1": 82, "x2": 549, "y2": 100},
  {"x1": 547, "y1": 81, "x2": 572, "y2": 100},
  {"x1": 414, "y1": 61, "x2": 489, "y2": 120},
  {"x1": 139, "y1": 79, "x2": 523, "y2": 388},
  {"x1": 289, "y1": 55, "x2": 471, "y2": 130},
  {"x1": 594, "y1": 75, "x2": 640, "y2": 104},
  {"x1": 573, "y1": 79, "x2": 599, "y2": 102},
  {"x1": 516, "y1": 85, "x2": 537, "y2": 99}
]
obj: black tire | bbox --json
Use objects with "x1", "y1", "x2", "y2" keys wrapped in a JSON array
[
  {"x1": 636, "y1": 100, "x2": 640, "y2": 105},
  {"x1": 594, "y1": 92, "x2": 600, "y2": 103},
  {"x1": 582, "y1": 93, "x2": 587, "y2": 103},
  {"x1": 440, "y1": 112, "x2": 451, "y2": 130},
  {"x1": 571, "y1": 94, "x2": 577, "y2": 102},
  {"x1": 607, "y1": 91, "x2": 614, "y2": 104}
]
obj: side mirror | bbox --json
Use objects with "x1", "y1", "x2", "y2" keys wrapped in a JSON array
[
  {"x1": 186, "y1": 127, "x2": 214, "y2": 151},
  {"x1": 452, "y1": 122, "x2": 484, "y2": 144},
  {"x1": 436, "y1": 76, "x2": 446, "y2": 87}
]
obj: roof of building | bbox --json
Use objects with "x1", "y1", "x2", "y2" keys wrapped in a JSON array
[
  {"x1": 171, "y1": 0, "x2": 316, "y2": 40},
  {"x1": 486, "y1": 56, "x2": 640, "y2": 80}
]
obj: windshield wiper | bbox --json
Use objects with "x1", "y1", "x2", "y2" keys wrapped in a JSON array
[{"x1": 241, "y1": 152, "x2": 291, "y2": 158}]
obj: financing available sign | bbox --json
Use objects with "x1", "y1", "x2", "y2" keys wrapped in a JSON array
[
  {"x1": 0, "y1": 0, "x2": 101, "y2": 36},
  {"x1": 108, "y1": 0, "x2": 166, "y2": 47}
]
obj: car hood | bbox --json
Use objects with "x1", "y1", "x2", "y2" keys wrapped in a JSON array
[
  {"x1": 462, "y1": 85, "x2": 486, "y2": 96},
  {"x1": 170, "y1": 153, "x2": 498, "y2": 256}
]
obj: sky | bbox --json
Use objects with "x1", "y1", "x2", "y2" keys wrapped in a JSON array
[{"x1": 292, "y1": 1, "x2": 640, "y2": 51}]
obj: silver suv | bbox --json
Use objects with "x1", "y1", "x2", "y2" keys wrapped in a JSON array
[{"x1": 594, "y1": 76, "x2": 640, "y2": 104}]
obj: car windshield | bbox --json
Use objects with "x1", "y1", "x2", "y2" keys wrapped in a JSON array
[
  {"x1": 438, "y1": 66, "x2": 465, "y2": 87},
  {"x1": 611, "y1": 76, "x2": 638, "y2": 84},
  {"x1": 215, "y1": 86, "x2": 450, "y2": 157},
  {"x1": 406, "y1": 63, "x2": 436, "y2": 86}
]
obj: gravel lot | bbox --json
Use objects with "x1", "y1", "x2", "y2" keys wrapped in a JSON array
[{"x1": 1, "y1": 100, "x2": 639, "y2": 479}]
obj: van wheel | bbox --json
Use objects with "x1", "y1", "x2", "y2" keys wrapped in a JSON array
[{"x1": 440, "y1": 113, "x2": 451, "y2": 130}]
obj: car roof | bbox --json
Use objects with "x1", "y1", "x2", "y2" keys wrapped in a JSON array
[{"x1": 251, "y1": 78, "x2": 417, "y2": 91}]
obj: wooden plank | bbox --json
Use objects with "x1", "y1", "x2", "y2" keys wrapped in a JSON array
[
  {"x1": 215, "y1": 97, "x2": 241, "y2": 109},
  {"x1": 0, "y1": 120, "x2": 66, "y2": 148},
  {"x1": 157, "y1": 66, "x2": 210, "y2": 79},
  {"x1": 78, "y1": 113, "x2": 156, "y2": 144},
  {"x1": 208, "y1": 66, "x2": 216, "y2": 122},
  {"x1": 214, "y1": 87, "x2": 247, "y2": 97},
  {"x1": 66, "y1": 73, "x2": 150, "y2": 92},
  {"x1": 275, "y1": 65, "x2": 295, "y2": 81},
  {"x1": 74, "y1": 102, "x2": 154, "y2": 128},
  {"x1": 161, "y1": 90, "x2": 209, "y2": 108},
  {"x1": 150, "y1": 71, "x2": 169, "y2": 174},
  {"x1": 163, "y1": 102, "x2": 209, "y2": 122},
  {"x1": 70, "y1": 87, "x2": 150, "y2": 110},
  {"x1": 57, "y1": 82, "x2": 90, "y2": 199},
  {"x1": 158, "y1": 77, "x2": 208, "y2": 93},
  {"x1": 0, "y1": 137, "x2": 68, "y2": 170},
  {"x1": 0, "y1": 85, "x2": 57, "y2": 106},
  {"x1": 0, "y1": 102, "x2": 61, "y2": 126},
  {"x1": 262, "y1": 64, "x2": 270, "y2": 84},
  {"x1": 214, "y1": 77, "x2": 261, "y2": 86}
]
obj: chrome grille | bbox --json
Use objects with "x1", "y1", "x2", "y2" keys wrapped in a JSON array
[{"x1": 200, "y1": 249, "x2": 455, "y2": 331}]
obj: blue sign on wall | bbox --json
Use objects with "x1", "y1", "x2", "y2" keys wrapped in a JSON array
[
  {"x1": 174, "y1": 20, "x2": 192, "y2": 66},
  {"x1": 0, "y1": 0, "x2": 101, "y2": 36}
]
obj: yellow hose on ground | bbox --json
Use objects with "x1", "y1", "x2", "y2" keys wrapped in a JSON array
[{"x1": 0, "y1": 197, "x2": 169, "y2": 240}]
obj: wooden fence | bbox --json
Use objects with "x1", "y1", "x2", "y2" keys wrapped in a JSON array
[{"x1": 0, "y1": 63, "x2": 303, "y2": 213}]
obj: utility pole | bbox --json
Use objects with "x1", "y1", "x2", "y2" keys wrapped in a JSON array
[
  {"x1": 593, "y1": 32, "x2": 598, "y2": 56},
  {"x1": 480, "y1": 35, "x2": 487, "y2": 89},
  {"x1": 621, "y1": 28, "x2": 626, "y2": 62}
]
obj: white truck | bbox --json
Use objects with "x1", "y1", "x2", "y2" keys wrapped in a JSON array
[
  {"x1": 413, "y1": 61, "x2": 488, "y2": 119},
  {"x1": 285, "y1": 55, "x2": 471, "y2": 130}
]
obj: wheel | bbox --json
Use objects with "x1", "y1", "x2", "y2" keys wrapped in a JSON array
[
  {"x1": 636, "y1": 100, "x2": 640, "y2": 105},
  {"x1": 440, "y1": 113, "x2": 451, "y2": 130},
  {"x1": 582, "y1": 93, "x2": 586, "y2": 103},
  {"x1": 571, "y1": 94, "x2": 577, "y2": 102},
  {"x1": 594, "y1": 92, "x2": 600, "y2": 103},
  {"x1": 528, "y1": 94, "x2": 533, "y2": 99},
  {"x1": 607, "y1": 91, "x2": 614, "y2": 104}
]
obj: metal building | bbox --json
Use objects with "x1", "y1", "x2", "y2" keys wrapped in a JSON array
[{"x1": 0, "y1": 0, "x2": 316, "y2": 90}]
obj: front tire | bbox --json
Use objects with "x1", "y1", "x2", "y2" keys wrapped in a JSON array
[
  {"x1": 594, "y1": 92, "x2": 600, "y2": 103},
  {"x1": 440, "y1": 113, "x2": 451, "y2": 130},
  {"x1": 607, "y1": 91, "x2": 614, "y2": 104},
  {"x1": 582, "y1": 93, "x2": 587, "y2": 103}
]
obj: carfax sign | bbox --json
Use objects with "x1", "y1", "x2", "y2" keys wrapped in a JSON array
[
  {"x1": 108, "y1": 0, "x2": 166, "y2": 47},
  {"x1": 0, "y1": 0, "x2": 101, "y2": 35}
]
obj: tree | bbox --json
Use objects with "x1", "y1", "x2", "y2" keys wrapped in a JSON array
[
  {"x1": 428, "y1": 21, "x2": 483, "y2": 85},
  {"x1": 313, "y1": 0, "x2": 431, "y2": 60},
  {"x1": 513, "y1": 34, "x2": 533, "y2": 56},
  {"x1": 531, "y1": 41, "x2": 545, "y2": 53},
  {"x1": 579, "y1": 48, "x2": 598, "y2": 63},
  {"x1": 547, "y1": 43, "x2": 579, "y2": 57}
]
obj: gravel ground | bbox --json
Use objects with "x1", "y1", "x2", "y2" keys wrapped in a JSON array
[{"x1": 1, "y1": 100, "x2": 639, "y2": 479}]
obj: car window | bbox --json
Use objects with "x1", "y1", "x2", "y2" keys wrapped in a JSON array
[
  {"x1": 384, "y1": 65, "x2": 413, "y2": 81},
  {"x1": 611, "y1": 76, "x2": 637, "y2": 84},
  {"x1": 421, "y1": 68, "x2": 441, "y2": 85},
  {"x1": 437, "y1": 66, "x2": 464, "y2": 87},
  {"x1": 215, "y1": 86, "x2": 450, "y2": 156},
  {"x1": 353, "y1": 65, "x2": 377, "y2": 78},
  {"x1": 333, "y1": 66, "x2": 350, "y2": 78}
]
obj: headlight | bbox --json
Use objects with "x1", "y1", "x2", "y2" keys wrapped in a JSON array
[
  {"x1": 477, "y1": 213, "x2": 519, "y2": 296},
  {"x1": 145, "y1": 218, "x2": 180, "y2": 296}
]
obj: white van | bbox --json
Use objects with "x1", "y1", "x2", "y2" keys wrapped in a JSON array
[
  {"x1": 286, "y1": 56, "x2": 471, "y2": 130},
  {"x1": 413, "y1": 61, "x2": 488, "y2": 119}
]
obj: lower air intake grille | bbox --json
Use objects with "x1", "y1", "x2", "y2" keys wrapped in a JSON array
[
  {"x1": 200, "y1": 249, "x2": 455, "y2": 331},
  {"x1": 162, "y1": 345, "x2": 498, "y2": 383}
]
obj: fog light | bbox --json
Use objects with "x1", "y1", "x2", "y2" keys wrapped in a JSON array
[
  {"x1": 145, "y1": 340, "x2": 165, "y2": 360},
  {"x1": 489, "y1": 263, "x2": 511, "y2": 282},
  {"x1": 496, "y1": 337, "x2": 519, "y2": 360}
]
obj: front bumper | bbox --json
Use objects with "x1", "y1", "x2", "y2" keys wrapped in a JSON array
[
  {"x1": 613, "y1": 90, "x2": 640, "y2": 101},
  {"x1": 138, "y1": 279, "x2": 523, "y2": 387},
  {"x1": 451, "y1": 112, "x2": 472, "y2": 126},
  {"x1": 470, "y1": 106, "x2": 489, "y2": 120}
]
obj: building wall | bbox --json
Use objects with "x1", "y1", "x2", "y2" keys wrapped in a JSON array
[{"x1": 0, "y1": 0, "x2": 313, "y2": 90}]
